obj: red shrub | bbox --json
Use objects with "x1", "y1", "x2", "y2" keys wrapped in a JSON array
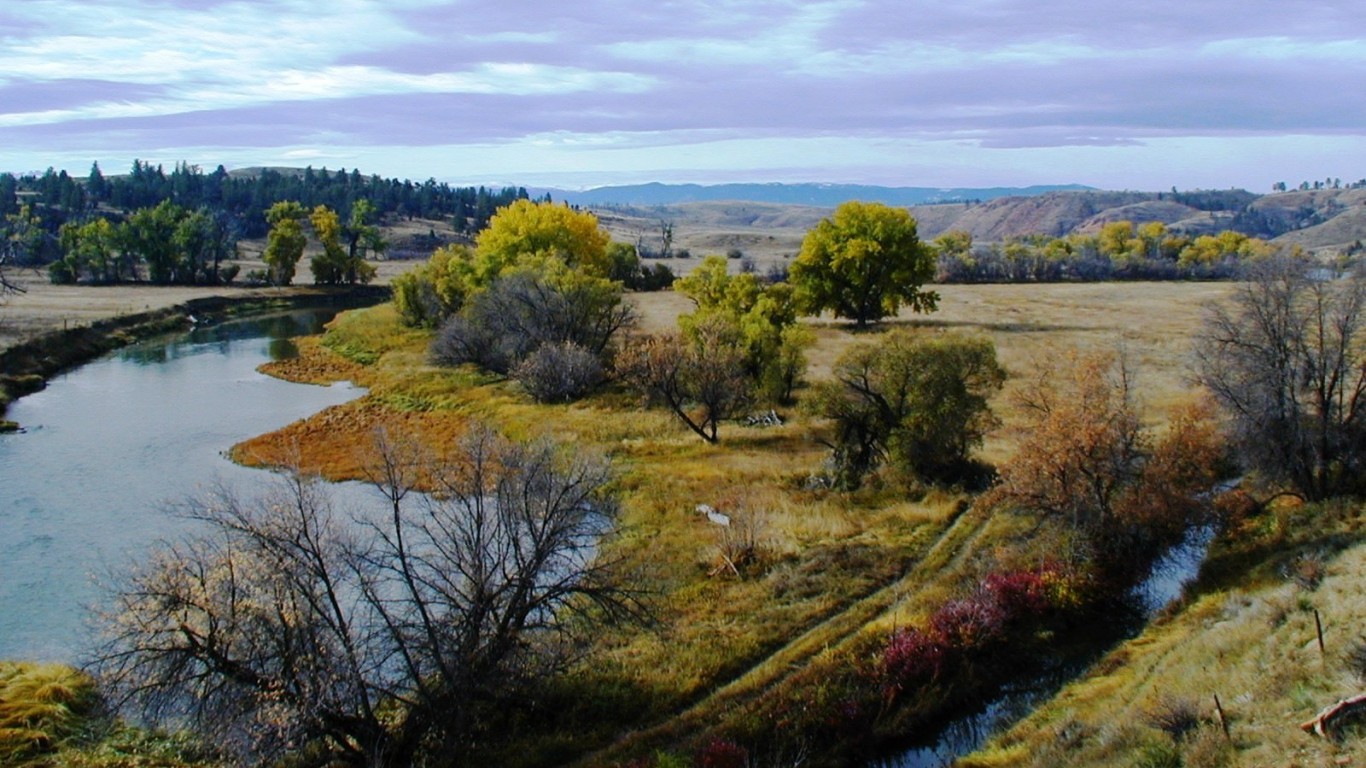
[
  {"x1": 882, "y1": 627, "x2": 948, "y2": 690},
  {"x1": 929, "y1": 597, "x2": 1005, "y2": 651},
  {"x1": 697, "y1": 737, "x2": 749, "y2": 768},
  {"x1": 983, "y1": 568, "x2": 1052, "y2": 621}
]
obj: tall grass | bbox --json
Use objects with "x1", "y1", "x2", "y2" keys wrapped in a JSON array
[{"x1": 0, "y1": 662, "x2": 97, "y2": 763}]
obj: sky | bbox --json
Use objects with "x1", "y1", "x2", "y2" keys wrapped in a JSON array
[{"x1": 2, "y1": 0, "x2": 1364, "y2": 192}]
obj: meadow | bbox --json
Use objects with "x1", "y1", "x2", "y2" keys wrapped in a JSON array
[{"x1": 226, "y1": 279, "x2": 1235, "y2": 765}]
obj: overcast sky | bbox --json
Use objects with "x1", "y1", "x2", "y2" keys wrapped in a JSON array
[{"x1": 2, "y1": 0, "x2": 1363, "y2": 191}]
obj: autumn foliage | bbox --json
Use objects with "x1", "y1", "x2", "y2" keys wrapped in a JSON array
[{"x1": 988, "y1": 351, "x2": 1223, "y2": 580}]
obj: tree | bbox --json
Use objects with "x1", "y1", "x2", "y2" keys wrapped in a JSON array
[
  {"x1": 344, "y1": 199, "x2": 386, "y2": 263},
  {"x1": 263, "y1": 201, "x2": 306, "y2": 286},
  {"x1": 309, "y1": 205, "x2": 376, "y2": 285},
  {"x1": 617, "y1": 316, "x2": 752, "y2": 443},
  {"x1": 53, "y1": 217, "x2": 121, "y2": 284},
  {"x1": 989, "y1": 351, "x2": 1221, "y2": 580},
  {"x1": 122, "y1": 200, "x2": 186, "y2": 284},
  {"x1": 674, "y1": 255, "x2": 810, "y2": 404},
  {"x1": 1195, "y1": 258, "x2": 1366, "y2": 500},
  {"x1": 93, "y1": 426, "x2": 640, "y2": 767},
  {"x1": 474, "y1": 199, "x2": 611, "y2": 281},
  {"x1": 790, "y1": 201, "x2": 938, "y2": 327},
  {"x1": 429, "y1": 259, "x2": 635, "y2": 380},
  {"x1": 392, "y1": 244, "x2": 475, "y2": 327},
  {"x1": 808, "y1": 331, "x2": 1005, "y2": 489}
]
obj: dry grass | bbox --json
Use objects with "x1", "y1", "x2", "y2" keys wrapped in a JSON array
[
  {"x1": 225, "y1": 280, "x2": 1239, "y2": 764},
  {"x1": 0, "y1": 662, "x2": 97, "y2": 764},
  {"x1": 967, "y1": 499, "x2": 1366, "y2": 767}
]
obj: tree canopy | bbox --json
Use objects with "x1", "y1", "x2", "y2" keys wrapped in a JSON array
[
  {"x1": 809, "y1": 330, "x2": 1005, "y2": 488},
  {"x1": 263, "y1": 201, "x2": 306, "y2": 286},
  {"x1": 791, "y1": 201, "x2": 938, "y2": 327},
  {"x1": 474, "y1": 199, "x2": 611, "y2": 281}
]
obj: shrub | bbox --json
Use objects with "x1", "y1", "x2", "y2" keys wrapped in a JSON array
[
  {"x1": 696, "y1": 737, "x2": 748, "y2": 768},
  {"x1": 1144, "y1": 695, "x2": 1202, "y2": 741},
  {"x1": 930, "y1": 597, "x2": 1005, "y2": 652},
  {"x1": 430, "y1": 263, "x2": 634, "y2": 380},
  {"x1": 808, "y1": 331, "x2": 1005, "y2": 489},
  {"x1": 512, "y1": 342, "x2": 604, "y2": 403},
  {"x1": 431, "y1": 314, "x2": 508, "y2": 372},
  {"x1": 633, "y1": 262, "x2": 677, "y2": 292},
  {"x1": 882, "y1": 628, "x2": 948, "y2": 692},
  {"x1": 982, "y1": 568, "x2": 1054, "y2": 622}
]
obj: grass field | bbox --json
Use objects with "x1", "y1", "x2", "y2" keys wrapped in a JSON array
[{"x1": 225, "y1": 279, "x2": 1240, "y2": 765}]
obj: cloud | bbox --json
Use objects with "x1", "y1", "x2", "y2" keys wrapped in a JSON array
[{"x1": 3, "y1": 0, "x2": 1366, "y2": 189}]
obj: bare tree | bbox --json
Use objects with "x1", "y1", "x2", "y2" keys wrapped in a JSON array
[
  {"x1": 92, "y1": 426, "x2": 642, "y2": 767},
  {"x1": 1195, "y1": 258, "x2": 1366, "y2": 500},
  {"x1": 616, "y1": 318, "x2": 751, "y2": 443}
]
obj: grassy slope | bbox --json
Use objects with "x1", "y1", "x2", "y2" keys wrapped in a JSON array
[
  {"x1": 963, "y1": 498, "x2": 1366, "y2": 768},
  {"x1": 230, "y1": 281, "x2": 1237, "y2": 765}
]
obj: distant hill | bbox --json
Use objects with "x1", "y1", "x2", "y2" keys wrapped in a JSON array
[
  {"x1": 543, "y1": 182, "x2": 1094, "y2": 207},
  {"x1": 586, "y1": 187, "x2": 1366, "y2": 269}
]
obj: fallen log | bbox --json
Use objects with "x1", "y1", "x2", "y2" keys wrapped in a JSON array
[{"x1": 1300, "y1": 692, "x2": 1366, "y2": 737}]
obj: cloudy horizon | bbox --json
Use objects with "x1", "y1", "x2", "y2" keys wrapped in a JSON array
[{"x1": 2, "y1": 0, "x2": 1364, "y2": 192}]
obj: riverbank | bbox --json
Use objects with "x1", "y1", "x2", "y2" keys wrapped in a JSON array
[{"x1": 0, "y1": 283, "x2": 389, "y2": 428}]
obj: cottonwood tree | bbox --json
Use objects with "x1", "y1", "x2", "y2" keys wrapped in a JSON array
[
  {"x1": 263, "y1": 201, "x2": 306, "y2": 286},
  {"x1": 674, "y1": 255, "x2": 811, "y2": 404},
  {"x1": 473, "y1": 199, "x2": 612, "y2": 281},
  {"x1": 1195, "y1": 258, "x2": 1366, "y2": 501},
  {"x1": 93, "y1": 426, "x2": 641, "y2": 767},
  {"x1": 310, "y1": 205, "x2": 377, "y2": 285},
  {"x1": 808, "y1": 330, "x2": 1005, "y2": 489},
  {"x1": 791, "y1": 201, "x2": 938, "y2": 327}
]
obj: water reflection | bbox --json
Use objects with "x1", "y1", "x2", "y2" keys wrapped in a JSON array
[{"x1": 0, "y1": 307, "x2": 366, "y2": 661}]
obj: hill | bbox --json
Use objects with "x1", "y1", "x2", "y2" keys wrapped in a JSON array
[
  {"x1": 584, "y1": 188, "x2": 1366, "y2": 267},
  {"x1": 543, "y1": 181, "x2": 1094, "y2": 207}
]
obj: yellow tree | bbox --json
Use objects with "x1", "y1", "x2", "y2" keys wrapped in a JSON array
[
  {"x1": 264, "y1": 201, "x2": 306, "y2": 286},
  {"x1": 309, "y1": 205, "x2": 376, "y2": 285},
  {"x1": 474, "y1": 199, "x2": 611, "y2": 281},
  {"x1": 790, "y1": 201, "x2": 937, "y2": 328}
]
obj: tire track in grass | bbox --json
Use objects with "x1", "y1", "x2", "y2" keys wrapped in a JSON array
[{"x1": 575, "y1": 504, "x2": 995, "y2": 765}]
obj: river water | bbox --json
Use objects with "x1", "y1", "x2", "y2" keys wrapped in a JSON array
[
  {"x1": 0, "y1": 308, "x2": 366, "y2": 662},
  {"x1": 876, "y1": 524, "x2": 1216, "y2": 767}
]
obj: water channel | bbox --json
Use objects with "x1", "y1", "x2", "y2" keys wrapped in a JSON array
[
  {"x1": 0, "y1": 307, "x2": 369, "y2": 662},
  {"x1": 875, "y1": 524, "x2": 1216, "y2": 767}
]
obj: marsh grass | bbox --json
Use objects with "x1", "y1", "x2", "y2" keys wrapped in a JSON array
[{"x1": 0, "y1": 662, "x2": 98, "y2": 763}]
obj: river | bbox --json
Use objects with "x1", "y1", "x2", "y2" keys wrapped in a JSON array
[{"x1": 0, "y1": 307, "x2": 367, "y2": 662}]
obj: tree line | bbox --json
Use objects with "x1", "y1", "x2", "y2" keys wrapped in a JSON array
[
  {"x1": 0, "y1": 161, "x2": 534, "y2": 271},
  {"x1": 932, "y1": 220, "x2": 1284, "y2": 283}
]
